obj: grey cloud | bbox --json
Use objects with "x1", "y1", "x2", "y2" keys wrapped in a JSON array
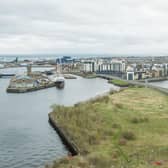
[{"x1": 0, "y1": 0, "x2": 168, "y2": 55}]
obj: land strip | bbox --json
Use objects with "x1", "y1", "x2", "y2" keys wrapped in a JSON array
[{"x1": 48, "y1": 87, "x2": 168, "y2": 168}]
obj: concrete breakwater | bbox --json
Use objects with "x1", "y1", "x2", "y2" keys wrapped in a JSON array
[
  {"x1": 48, "y1": 114, "x2": 79, "y2": 156},
  {"x1": 7, "y1": 82, "x2": 56, "y2": 93}
]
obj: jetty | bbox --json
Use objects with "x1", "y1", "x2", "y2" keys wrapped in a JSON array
[{"x1": 0, "y1": 73, "x2": 15, "y2": 78}]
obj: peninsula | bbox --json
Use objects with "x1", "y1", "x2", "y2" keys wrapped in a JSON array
[{"x1": 48, "y1": 86, "x2": 168, "y2": 168}]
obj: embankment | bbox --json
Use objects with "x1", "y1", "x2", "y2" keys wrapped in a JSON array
[{"x1": 48, "y1": 114, "x2": 79, "y2": 156}]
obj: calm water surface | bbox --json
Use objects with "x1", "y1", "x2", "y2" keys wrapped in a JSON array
[
  {"x1": 0, "y1": 69, "x2": 117, "y2": 168},
  {"x1": 150, "y1": 80, "x2": 168, "y2": 89}
]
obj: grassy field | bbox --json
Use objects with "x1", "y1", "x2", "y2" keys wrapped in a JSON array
[
  {"x1": 48, "y1": 87, "x2": 168, "y2": 168},
  {"x1": 108, "y1": 79, "x2": 130, "y2": 87}
]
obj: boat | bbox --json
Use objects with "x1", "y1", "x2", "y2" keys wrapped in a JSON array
[
  {"x1": 55, "y1": 76, "x2": 65, "y2": 89},
  {"x1": 53, "y1": 64, "x2": 65, "y2": 89}
]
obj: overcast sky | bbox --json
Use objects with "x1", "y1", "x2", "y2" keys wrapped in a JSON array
[{"x1": 0, "y1": 0, "x2": 168, "y2": 56}]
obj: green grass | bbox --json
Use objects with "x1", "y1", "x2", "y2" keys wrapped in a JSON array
[
  {"x1": 48, "y1": 87, "x2": 168, "y2": 168},
  {"x1": 109, "y1": 79, "x2": 130, "y2": 87}
]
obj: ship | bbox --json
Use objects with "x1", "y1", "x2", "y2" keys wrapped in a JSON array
[
  {"x1": 55, "y1": 76, "x2": 65, "y2": 89},
  {"x1": 53, "y1": 64, "x2": 65, "y2": 89}
]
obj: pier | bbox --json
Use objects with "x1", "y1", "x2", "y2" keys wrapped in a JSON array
[{"x1": 0, "y1": 73, "x2": 15, "y2": 78}]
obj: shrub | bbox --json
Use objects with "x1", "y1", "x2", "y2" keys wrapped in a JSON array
[
  {"x1": 130, "y1": 117, "x2": 149, "y2": 124},
  {"x1": 87, "y1": 153, "x2": 112, "y2": 168},
  {"x1": 118, "y1": 138, "x2": 127, "y2": 146},
  {"x1": 139, "y1": 117, "x2": 149, "y2": 123},
  {"x1": 109, "y1": 89, "x2": 118, "y2": 95},
  {"x1": 103, "y1": 95, "x2": 110, "y2": 103},
  {"x1": 112, "y1": 123, "x2": 121, "y2": 129},
  {"x1": 121, "y1": 131, "x2": 136, "y2": 140},
  {"x1": 114, "y1": 103, "x2": 123, "y2": 109},
  {"x1": 74, "y1": 102, "x2": 81, "y2": 107},
  {"x1": 59, "y1": 158, "x2": 70, "y2": 164},
  {"x1": 91, "y1": 95, "x2": 109, "y2": 104},
  {"x1": 136, "y1": 85, "x2": 144, "y2": 88},
  {"x1": 130, "y1": 117, "x2": 139, "y2": 124},
  {"x1": 45, "y1": 164, "x2": 50, "y2": 168},
  {"x1": 77, "y1": 157, "x2": 89, "y2": 168},
  {"x1": 88, "y1": 131, "x2": 100, "y2": 145},
  {"x1": 103, "y1": 129, "x2": 113, "y2": 137}
]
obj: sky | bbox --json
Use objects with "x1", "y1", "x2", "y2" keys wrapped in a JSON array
[{"x1": 0, "y1": 0, "x2": 168, "y2": 56}]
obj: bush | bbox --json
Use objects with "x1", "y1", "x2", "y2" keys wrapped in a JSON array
[
  {"x1": 121, "y1": 131, "x2": 136, "y2": 140},
  {"x1": 130, "y1": 117, "x2": 139, "y2": 124},
  {"x1": 77, "y1": 157, "x2": 89, "y2": 168},
  {"x1": 103, "y1": 129, "x2": 113, "y2": 137},
  {"x1": 109, "y1": 89, "x2": 118, "y2": 95},
  {"x1": 130, "y1": 117, "x2": 149, "y2": 124},
  {"x1": 87, "y1": 153, "x2": 112, "y2": 168},
  {"x1": 139, "y1": 117, "x2": 149, "y2": 123},
  {"x1": 112, "y1": 123, "x2": 121, "y2": 129},
  {"x1": 118, "y1": 138, "x2": 127, "y2": 146},
  {"x1": 114, "y1": 103, "x2": 123, "y2": 109},
  {"x1": 74, "y1": 102, "x2": 81, "y2": 107},
  {"x1": 91, "y1": 95, "x2": 109, "y2": 104}
]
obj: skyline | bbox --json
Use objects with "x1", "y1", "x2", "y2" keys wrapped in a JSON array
[{"x1": 1, "y1": 0, "x2": 168, "y2": 55}]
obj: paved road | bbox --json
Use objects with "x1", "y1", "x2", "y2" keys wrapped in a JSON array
[{"x1": 96, "y1": 74, "x2": 168, "y2": 94}]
